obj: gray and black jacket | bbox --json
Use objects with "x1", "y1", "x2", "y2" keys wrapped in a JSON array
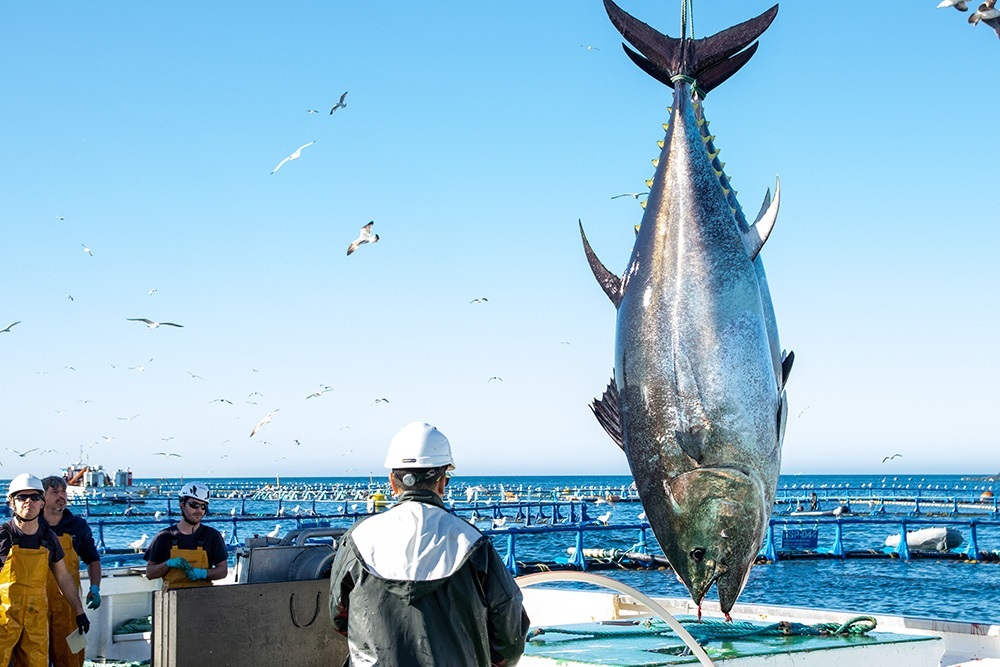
[{"x1": 329, "y1": 489, "x2": 530, "y2": 667}]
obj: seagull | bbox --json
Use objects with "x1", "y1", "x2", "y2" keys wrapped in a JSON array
[
  {"x1": 117, "y1": 414, "x2": 140, "y2": 422},
  {"x1": 611, "y1": 192, "x2": 649, "y2": 200},
  {"x1": 266, "y1": 524, "x2": 281, "y2": 538},
  {"x1": 469, "y1": 298, "x2": 488, "y2": 304},
  {"x1": 580, "y1": 44, "x2": 600, "y2": 50},
  {"x1": 329, "y1": 91, "x2": 348, "y2": 114},
  {"x1": 373, "y1": 397, "x2": 389, "y2": 405},
  {"x1": 305, "y1": 388, "x2": 333, "y2": 399},
  {"x1": 306, "y1": 109, "x2": 319, "y2": 114},
  {"x1": 595, "y1": 512, "x2": 612, "y2": 526},
  {"x1": 148, "y1": 288, "x2": 157, "y2": 296},
  {"x1": 128, "y1": 318, "x2": 183, "y2": 329},
  {"x1": 210, "y1": 398, "x2": 233, "y2": 405},
  {"x1": 128, "y1": 533, "x2": 149, "y2": 552},
  {"x1": 970, "y1": 0, "x2": 1000, "y2": 36},
  {"x1": 66, "y1": 294, "x2": 74, "y2": 301},
  {"x1": 250, "y1": 409, "x2": 279, "y2": 438},
  {"x1": 187, "y1": 372, "x2": 204, "y2": 380},
  {"x1": 154, "y1": 452, "x2": 181, "y2": 457},
  {"x1": 81, "y1": 244, "x2": 93, "y2": 256},
  {"x1": 154, "y1": 511, "x2": 163, "y2": 519},
  {"x1": 938, "y1": 0, "x2": 970, "y2": 8},
  {"x1": 882, "y1": 454, "x2": 903, "y2": 463},
  {"x1": 488, "y1": 376, "x2": 503, "y2": 383},
  {"x1": 0, "y1": 321, "x2": 20, "y2": 333},
  {"x1": 270, "y1": 140, "x2": 316, "y2": 174},
  {"x1": 6, "y1": 448, "x2": 39, "y2": 458},
  {"x1": 347, "y1": 221, "x2": 379, "y2": 256}
]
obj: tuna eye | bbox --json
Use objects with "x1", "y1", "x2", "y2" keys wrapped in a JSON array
[{"x1": 689, "y1": 548, "x2": 706, "y2": 561}]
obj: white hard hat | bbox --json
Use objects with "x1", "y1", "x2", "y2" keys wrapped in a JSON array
[
  {"x1": 8, "y1": 473, "x2": 44, "y2": 498},
  {"x1": 384, "y1": 422, "x2": 455, "y2": 470},
  {"x1": 178, "y1": 482, "x2": 210, "y2": 502}
]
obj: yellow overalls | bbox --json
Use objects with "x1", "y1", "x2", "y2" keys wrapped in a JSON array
[
  {"x1": 46, "y1": 533, "x2": 83, "y2": 667},
  {"x1": 0, "y1": 540, "x2": 52, "y2": 667},
  {"x1": 162, "y1": 539, "x2": 212, "y2": 591}
]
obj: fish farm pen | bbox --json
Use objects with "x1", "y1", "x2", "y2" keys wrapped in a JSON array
[{"x1": 31, "y1": 480, "x2": 1000, "y2": 573}]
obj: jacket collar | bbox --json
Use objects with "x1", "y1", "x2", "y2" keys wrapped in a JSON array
[{"x1": 396, "y1": 489, "x2": 445, "y2": 510}]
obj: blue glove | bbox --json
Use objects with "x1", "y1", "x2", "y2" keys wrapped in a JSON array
[
  {"x1": 186, "y1": 568, "x2": 208, "y2": 581},
  {"x1": 86, "y1": 584, "x2": 101, "y2": 609},
  {"x1": 165, "y1": 557, "x2": 192, "y2": 572}
]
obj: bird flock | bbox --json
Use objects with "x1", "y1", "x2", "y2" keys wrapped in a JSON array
[{"x1": 938, "y1": 0, "x2": 1000, "y2": 39}]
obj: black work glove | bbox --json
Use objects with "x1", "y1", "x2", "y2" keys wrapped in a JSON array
[{"x1": 76, "y1": 613, "x2": 90, "y2": 634}]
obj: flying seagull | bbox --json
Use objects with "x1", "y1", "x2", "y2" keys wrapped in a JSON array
[
  {"x1": 127, "y1": 318, "x2": 183, "y2": 329},
  {"x1": 611, "y1": 192, "x2": 649, "y2": 200},
  {"x1": 306, "y1": 109, "x2": 319, "y2": 114},
  {"x1": 882, "y1": 453, "x2": 903, "y2": 463},
  {"x1": 580, "y1": 44, "x2": 600, "y2": 51},
  {"x1": 154, "y1": 452, "x2": 181, "y2": 457},
  {"x1": 210, "y1": 398, "x2": 233, "y2": 404},
  {"x1": 330, "y1": 91, "x2": 348, "y2": 114},
  {"x1": 347, "y1": 221, "x2": 379, "y2": 256},
  {"x1": 250, "y1": 409, "x2": 279, "y2": 438},
  {"x1": 373, "y1": 397, "x2": 389, "y2": 405},
  {"x1": 0, "y1": 321, "x2": 20, "y2": 333},
  {"x1": 81, "y1": 244, "x2": 93, "y2": 256},
  {"x1": 938, "y1": 0, "x2": 970, "y2": 9},
  {"x1": 6, "y1": 448, "x2": 39, "y2": 458},
  {"x1": 469, "y1": 298, "x2": 488, "y2": 304},
  {"x1": 270, "y1": 140, "x2": 316, "y2": 174},
  {"x1": 488, "y1": 376, "x2": 503, "y2": 383},
  {"x1": 969, "y1": 0, "x2": 1000, "y2": 37}
]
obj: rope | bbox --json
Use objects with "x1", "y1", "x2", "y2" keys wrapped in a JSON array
[
  {"x1": 528, "y1": 615, "x2": 878, "y2": 644},
  {"x1": 680, "y1": 0, "x2": 695, "y2": 39}
]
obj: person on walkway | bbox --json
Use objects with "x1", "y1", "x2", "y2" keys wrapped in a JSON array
[
  {"x1": 40, "y1": 475, "x2": 102, "y2": 667},
  {"x1": 144, "y1": 482, "x2": 227, "y2": 590},
  {"x1": 330, "y1": 422, "x2": 530, "y2": 667},
  {"x1": 0, "y1": 474, "x2": 89, "y2": 667}
]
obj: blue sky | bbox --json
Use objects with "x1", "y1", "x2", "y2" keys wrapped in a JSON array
[{"x1": 1, "y1": 2, "x2": 997, "y2": 479}]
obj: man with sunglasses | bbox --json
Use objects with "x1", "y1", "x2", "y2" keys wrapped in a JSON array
[
  {"x1": 329, "y1": 422, "x2": 530, "y2": 667},
  {"x1": 39, "y1": 475, "x2": 102, "y2": 667},
  {"x1": 0, "y1": 473, "x2": 89, "y2": 667},
  {"x1": 143, "y1": 482, "x2": 227, "y2": 590}
]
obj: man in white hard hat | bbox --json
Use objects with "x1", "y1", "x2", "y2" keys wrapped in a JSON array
[
  {"x1": 144, "y1": 482, "x2": 227, "y2": 590},
  {"x1": 0, "y1": 473, "x2": 89, "y2": 667},
  {"x1": 329, "y1": 422, "x2": 530, "y2": 667}
]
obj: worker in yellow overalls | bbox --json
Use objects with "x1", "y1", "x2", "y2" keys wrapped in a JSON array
[
  {"x1": 40, "y1": 475, "x2": 102, "y2": 667},
  {"x1": 0, "y1": 474, "x2": 89, "y2": 667},
  {"x1": 144, "y1": 482, "x2": 228, "y2": 590}
]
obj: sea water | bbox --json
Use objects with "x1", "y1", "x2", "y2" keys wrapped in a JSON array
[{"x1": 82, "y1": 473, "x2": 999, "y2": 625}]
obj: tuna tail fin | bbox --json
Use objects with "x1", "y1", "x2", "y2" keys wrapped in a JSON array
[
  {"x1": 590, "y1": 377, "x2": 624, "y2": 451},
  {"x1": 604, "y1": 0, "x2": 778, "y2": 95},
  {"x1": 579, "y1": 220, "x2": 623, "y2": 307}
]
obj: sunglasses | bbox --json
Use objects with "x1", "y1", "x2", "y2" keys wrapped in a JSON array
[
  {"x1": 14, "y1": 493, "x2": 42, "y2": 503},
  {"x1": 185, "y1": 500, "x2": 209, "y2": 511}
]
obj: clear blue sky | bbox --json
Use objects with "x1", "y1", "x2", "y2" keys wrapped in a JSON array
[{"x1": 1, "y1": 2, "x2": 997, "y2": 478}]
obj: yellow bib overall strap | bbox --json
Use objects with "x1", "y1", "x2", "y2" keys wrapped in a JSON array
[
  {"x1": 47, "y1": 533, "x2": 84, "y2": 667},
  {"x1": 163, "y1": 544, "x2": 211, "y2": 590},
  {"x1": 0, "y1": 538, "x2": 54, "y2": 667}
]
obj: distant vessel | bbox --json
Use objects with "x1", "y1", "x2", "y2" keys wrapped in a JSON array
[{"x1": 61, "y1": 462, "x2": 135, "y2": 498}]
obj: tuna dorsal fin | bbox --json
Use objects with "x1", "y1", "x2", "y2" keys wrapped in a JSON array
[
  {"x1": 590, "y1": 377, "x2": 624, "y2": 451},
  {"x1": 781, "y1": 349, "x2": 794, "y2": 387},
  {"x1": 743, "y1": 177, "x2": 780, "y2": 261},
  {"x1": 675, "y1": 427, "x2": 706, "y2": 464},
  {"x1": 603, "y1": 0, "x2": 778, "y2": 94},
  {"x1": 579, "y1": 220, "x2": 623, "y2": 307}
]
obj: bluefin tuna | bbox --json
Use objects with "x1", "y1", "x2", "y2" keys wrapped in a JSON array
[{"x1": 581, "y1": 0, "x2": 793, "y2": 618}]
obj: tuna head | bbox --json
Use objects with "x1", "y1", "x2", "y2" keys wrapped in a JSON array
[{"x1": 659, "y1": 467, "x2": 768, "y2": 613}]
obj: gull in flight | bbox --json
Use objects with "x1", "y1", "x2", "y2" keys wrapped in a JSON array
[
  {"x1": 611, "y1": 192, "x2": 648, "y2": 200},
  {"x1": 81, "y1": 244, "x2": 93, "y2": 256},
  {"x1": 938, "y1": 0, "x2": 970, "y2": 9},
  {"x1": 148, "y1": 288, "x2": 157, "y2": 296},
  {"x1": 210, "y1": 398, "x2": 233, "y2": 405},
  {"x1": 580, "y1": 44, "x2": 600, "y2": 50},
  {"x1": 373, "y1": 398, "x2": 390, "y2": 405},
  {"x1": 270, "y1": 140, "x2": 316, "y2": 174},
  {"x1": 0, "y1": 321, "x2": 20, "y2": 333},
  {"x1": 128, "y1": 534, "x2": 149, "y2": 552},
  {"x1": 117, "y1": 414, "x2": 140, "y2": 422},
  {"x1": 882, "y1": 453, "x2": 903, "y2": 463},
  {"x1": 306, "y1": 387, "x2": 333, "y2": 399},
  {"x1": 330, "y1": 91, "x2": 348, "y2": 114},
  {"x1": 347, "y1": 221, "x2": 379, "y2": 256},
  {"x1": 128, "y1": 318, "x2": 183, "y2": 329},
  {"x1": 187, "y1": 372, "x2": 204, "y2": 380},
  {"x1": 6, "y1": 448, "x2": 39, "y2": 458},
  {"x1": 154, "y1": 452, "x2": 181, "y2": 457},
  {"x1": 488, "y1": 376, "x2": 503, "y2": 383},
  {"x1": 250, "y1": 409, "x2": 279, "y2": 438},
  {"x1": 970, "y1": 0, "x2": 1000, "y2": 37},
  {"x1": 306, "y1": 109, "x2": 319, "y2": 114},
  {"x1": 469, "y1": 298, "x2": 488, "y2": 304}
]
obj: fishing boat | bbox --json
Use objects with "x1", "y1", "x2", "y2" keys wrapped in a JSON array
[{"x1": 61, "y1": 463, "x2": 136, "y2": 498}]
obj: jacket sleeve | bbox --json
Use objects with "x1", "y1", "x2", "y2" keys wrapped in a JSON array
[
  {"x1": 328, "y1": 534, "x2": 358, "y2": 636},
  {"x1": 481, "y1": 543, "x2": 530, "y2": 666}
]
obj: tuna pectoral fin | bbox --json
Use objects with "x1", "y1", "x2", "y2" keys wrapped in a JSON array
[
  {"x1": 590, "y1": 377, "x2": 624, "y2": 451},
  {"x1": 743, "y1": 177, "x2": 780, "y2": 261},
  {"x1": 781, "y1": 350, "x2": 794, "y2": 387},
  {"x1": 579, "y1": 220, "x2": 623, "y2": 307},
  {"x1": 675, "y1": 427, "x2": 707, "y2": 464}
]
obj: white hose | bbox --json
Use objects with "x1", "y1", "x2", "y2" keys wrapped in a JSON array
[{"x1": 516, "y1": 570, "x2": 717, "y2": 667}]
